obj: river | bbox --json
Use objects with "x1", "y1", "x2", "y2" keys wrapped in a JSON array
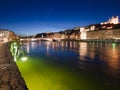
[{"x1": 16, "y1": 41, "x2": 120, "y2": 90}]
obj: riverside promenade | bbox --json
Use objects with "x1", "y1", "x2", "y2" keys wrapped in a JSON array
[{"x1": 0, "y1": 42, "x2": 28, "y2": 90}]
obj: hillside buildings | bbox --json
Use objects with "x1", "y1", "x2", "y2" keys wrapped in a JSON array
[
  {"x1": 35, "y1": 16, "x2": 120, "y2": 41},
  {"x1": 2, "y1": 16, "x2": 120, "y2": 42}
]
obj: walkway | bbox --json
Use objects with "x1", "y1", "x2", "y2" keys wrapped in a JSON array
[{"x1": 0, "y1": 42, "x2": 28, "y2": 90}]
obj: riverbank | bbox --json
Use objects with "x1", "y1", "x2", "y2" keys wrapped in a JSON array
[
  {"x1": 61, "y1": 39, "x2": 120, "y2": 43},
  {"x1": 0, "y1": 42, "x2": 28, "y2": 90}
]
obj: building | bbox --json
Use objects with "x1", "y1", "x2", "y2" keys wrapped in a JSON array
[
  {"x1": 101, "y1": 16, "x2": 119, "y2": 25},
  {"x1": 0, "y1": 29, "x2": 17, "y2": 42}
]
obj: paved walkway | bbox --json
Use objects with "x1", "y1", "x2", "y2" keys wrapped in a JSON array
[{"x1": 0, "y1": 42, "x2": 28, "y2": 90}]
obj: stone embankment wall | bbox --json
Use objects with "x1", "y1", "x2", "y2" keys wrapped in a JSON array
[
  {"x1": 0, "y1": 42, "x2": 28, "y2": 90},
  {"x1": 87, "y1": 29, "x2": 120, "y2": 39}
]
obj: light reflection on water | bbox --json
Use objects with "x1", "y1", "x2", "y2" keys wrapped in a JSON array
[{"x1": 16, "y1": 41, "x2": 120, "y2": 90}]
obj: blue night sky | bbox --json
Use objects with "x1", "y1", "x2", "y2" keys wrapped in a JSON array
[{"x1": 0, "y1": 0, "x2": 120, "y2": 35}]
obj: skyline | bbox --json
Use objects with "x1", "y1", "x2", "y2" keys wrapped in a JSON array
[{"x1": 0, "y1": 0, "x2": 120, "y2": 35}]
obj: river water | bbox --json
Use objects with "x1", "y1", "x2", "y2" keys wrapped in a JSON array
[{"x1": 16, "y1": 41, "x2": 120, "y2": 90}]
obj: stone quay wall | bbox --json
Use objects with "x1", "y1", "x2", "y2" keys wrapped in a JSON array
[
  {"x1": 0, "y1": 42, "x2": 28, "y2": 90},
  {"x1": 87, "y1": 29, "x2": 120, "y2": 39}
]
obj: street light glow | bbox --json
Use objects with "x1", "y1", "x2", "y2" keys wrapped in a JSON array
[{"x1": 21, "y1": 57, "x2": 28, "y2": 61}]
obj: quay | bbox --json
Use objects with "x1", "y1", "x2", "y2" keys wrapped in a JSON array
[
  {"x1": 0, "y1": 42, "x2": 28, "y2": 90},
  {"x1": 79, "y1": 39, "x2": 120, "y2": 43}
]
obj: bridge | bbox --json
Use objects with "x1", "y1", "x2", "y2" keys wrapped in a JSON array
[{"x1": 20, "y1": 38, "x2": 61, "y2": 42}]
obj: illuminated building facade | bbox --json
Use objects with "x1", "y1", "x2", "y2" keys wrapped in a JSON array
[
  {"x1": 101, "y1": 16, "x2": 119, "y2": 25},
  {"x1": 0, "y1": 29, "x2": 17, "y2": 42}
]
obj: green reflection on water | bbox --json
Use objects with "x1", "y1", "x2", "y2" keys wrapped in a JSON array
[
  {"x1": 112, "y1": 43, "x2": 116, "y2": 50},
  {"x1": 16, "y1": 56, "x2": 103, "y2": 90},
  {"x1": 17, "y1": 57, "x2": 72, "y2": 90},
  {"x1": 10, "y1": 42, "x2": 19, "y2": 61}
]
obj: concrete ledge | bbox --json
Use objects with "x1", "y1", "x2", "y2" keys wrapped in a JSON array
[{"x1": 0, "y1": 42, "x2": 28, "y2": 90}]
